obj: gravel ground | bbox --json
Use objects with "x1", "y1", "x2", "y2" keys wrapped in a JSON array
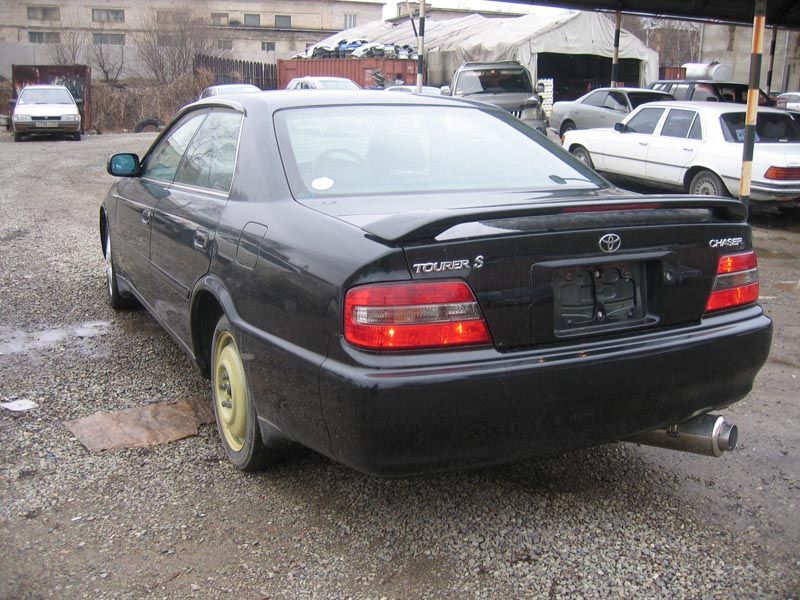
[{"x1": 0, "y1": 131, "x2": 798, "y2": 599}]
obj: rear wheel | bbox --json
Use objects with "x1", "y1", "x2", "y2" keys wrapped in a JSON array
[
  {"x1": 72, "y1": 132, "x2": 81, "y2": 141},
  {"x1": 571, "y1": 145, "x2": 594, "y2": 169},
  {"x1": 104, "y1": 230, "x2": 137, "y2": 309},
  {"x1": 560, "y1": 120, "x2": 576, "y2": 135},
  {"x1": 211, "y1": 315, "x2": 269, "y2": 471},
  {"x1": 689, "y1": 169, "x2": 728, "y2": 196}
]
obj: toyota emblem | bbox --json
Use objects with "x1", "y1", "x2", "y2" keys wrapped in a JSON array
[{"x1": 598, "y1": 233, "x2": 622, "y2": 253}]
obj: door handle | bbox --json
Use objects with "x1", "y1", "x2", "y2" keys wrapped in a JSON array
[
  {"x1": 682, "y1": 147, "x2": 694, "y2": 151},
  {"x1": 193, "y1": 229, "x2": 209, "y2": 251},
  {"x1": 638, "y1": 142, "x2": 648, "y2": 146},
  {"x1": 141, "y1": 209, "x2": 152, "y2": 224}
]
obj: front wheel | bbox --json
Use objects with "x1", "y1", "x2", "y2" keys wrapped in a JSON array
[
  {"x1": 571, "y1": 145, "x2": 594, "y2": 169},
  {"x1": 211, "y1": 316, "x2": 270, "y2": 471},
  {"x1": 689, "y1": 170, "x2": 729, "y2": 196}
]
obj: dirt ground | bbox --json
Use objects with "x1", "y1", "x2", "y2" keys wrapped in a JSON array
[{"x1": 0, "y1": 132, "x2": 798, "y2": 599}]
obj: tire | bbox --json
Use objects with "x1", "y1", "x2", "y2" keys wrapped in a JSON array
[
  {"x1": 134, "y1": 118, "x2": 163, "y2": 133},
  {"x1": 72, "y1": 132, "x2": 81, "y2": 141},
  {"x1": 777, "y1": 205, "x2": 800, "y2": 218},
  {"x1": 14, "y1": 132, "x2": 22, "y2": 142},
  {"x1": 571, "y1": 145, "x2": 594, "y2": 169},
  {"x1": 211, "y1": 315, "x2": 270, "y2": 471},
  {"x1": 560, "y1": 120, "x2": 576, "y2": 135},
  {"x1": 104, "y1": 229, "x2": 137, "y2": 309},
  {"x1": 689, "y1": 169, "x2": 729, "y2": 197}
]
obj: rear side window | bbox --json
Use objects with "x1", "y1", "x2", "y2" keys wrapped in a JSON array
[
  {"x1": 143, "y1": 110, "x2": 208, "y2": 183},
  {"x1": 604, "y1": 92, "x2": 627, "y2": 111},
  {"x1": 660, "y1": 109, "x2": 697, "y2": 138},
  {"x1": 174, "y1": 109, "x2": 243, "y2": 193},
  {"x1": 628, "y1": 92, "x2": 670, "y2": 108},
  {"x1": 625, "y1": 107, "x2": 665, "y2": 134},
  {"x1": 672, "y1": 84, "x2": 690, "y2": 100}
]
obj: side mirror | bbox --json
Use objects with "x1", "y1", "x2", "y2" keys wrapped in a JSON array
[
  {"x1": 523, "y1": 95, "x2": 540, "y2": 109},
  {"x1": 107, "y1": 153, "x2": 140, "y2": 177},
  {"x1": 614, "y1": 122, "x2": 627, "y2": 133},
  {"x1": 440, "y1": 85, "x2": 451, "y2": 96}
]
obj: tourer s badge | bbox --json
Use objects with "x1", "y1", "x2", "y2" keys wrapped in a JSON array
[{"x1": 413, "y1": 255, "x2": 484, "y2": 274}]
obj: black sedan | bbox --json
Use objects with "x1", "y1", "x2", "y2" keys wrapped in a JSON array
[{"x1": 100, "y1": 91, "x2": 771, "y2": 476}]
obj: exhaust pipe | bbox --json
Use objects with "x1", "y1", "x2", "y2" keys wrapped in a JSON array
[{"x1": 625, "y1": 414, "x2": 738, "y2": 457}]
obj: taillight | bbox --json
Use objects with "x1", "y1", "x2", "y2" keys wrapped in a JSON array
[
  {"x1": 344, "y1": 281, "x2": 491, "y2": 350},
  {"x1": 764, "y1": 166, "x2": 800, "y2": 180},
  {"x1": 705, "y1": 251, "x2": 759, "y2": 313}
]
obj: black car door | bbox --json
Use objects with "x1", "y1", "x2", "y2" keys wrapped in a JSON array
[
  {"x1": 113, "y1": 110, "x2": 208, "y2": 306},
  {"x1": 150, "y1": 107, "x2": 245, "y2": 345}
]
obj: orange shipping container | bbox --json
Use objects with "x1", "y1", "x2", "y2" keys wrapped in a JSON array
[{"x1": 278, "y1": 58, "x2": 419, "y2": 90}]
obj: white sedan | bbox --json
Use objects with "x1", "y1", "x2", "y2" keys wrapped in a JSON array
[{"x1": 562, "y1": 101, "x2": 800, "y2": 210}]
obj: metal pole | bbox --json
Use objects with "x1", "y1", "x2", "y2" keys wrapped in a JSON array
[
  {"x1": 766, "y1": 25, "x2": 777, "y2": 94},
  {"x1": 739, "y1": 0, "x2": 767, "y2": 216},
  {"x1": 781, "y1": 29, "x2": 790, "y2": 92},
  {"x1": 610, "y1": 7, "x2": 621, "y2": 87},
  {"x1": 416, "y1": 1, "x2": 426, "y2": 93}
]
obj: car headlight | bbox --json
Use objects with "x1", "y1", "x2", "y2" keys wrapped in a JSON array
[
  {"x1": 13, "y1": 114, "x2": 32, "y2": 122},
  {"x1": 62, "y1": 114, "x2": 80, "y2": 122}
]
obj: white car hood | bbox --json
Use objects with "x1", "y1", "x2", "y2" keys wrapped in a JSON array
[{"x1": 14, "y1": 103, "x2": 79, "y2": 118}]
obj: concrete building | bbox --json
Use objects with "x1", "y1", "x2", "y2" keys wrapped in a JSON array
[{"x1": 0, "y1": 0, "x2": 384, "y2": 78}]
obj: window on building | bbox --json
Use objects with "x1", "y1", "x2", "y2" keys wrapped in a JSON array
[
  {"x1": 275, "y1": 15, "x2": 291, "y2": 28},
  {"x1": 217, "y1": 39, "x2": 233, "y2": 50},
  {"x1": 27, "y1": 6, "x2": 60, "y2": 20},
  {"x1": 93, "y1": 32, "x2": 125, "y2": 45},
  {"x1": 156, "y1": 10, "x2": 186, "y2": 25},
  {"x1": 344, "y1": 14, "x2": 357, "y2": 28},
  {"x1": 157, "y1": 33, "x2": 178, "y2": 47},
  {"x1": 28, "y1": 30, "x2": 60, "y2": 43},
  {"x1": 211, "y1": 12, "x2": 228, "y2": 25},
  {"x1": 92, "y1": 9, "x2": 124, "y2": 23},
  {"x1": 244, "y1": 13, "x2": 260, "y2": 27},
  {"x1": 261, "y1": 41, "x2": 276, "y2": 52}
]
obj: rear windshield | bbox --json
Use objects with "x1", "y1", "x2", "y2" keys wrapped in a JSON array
[
  {"x1": 628, "y1": 92, "x2": 672, "y2": 108},
  {"x1": 720, "y1": 112, "x2": 800, "y2": 143},
  {"x1": 454, "y1": 69, "x2": 533, "y2": 95},
  {"x1": 18, "y1": 88, "x2": 74, "y2": 105},
  {"x1": 318, "y1": 79, "x2": 360, "y2": 90},
  {"x1": 274, "y1": 105, "x2": 605, "y2": 198}
]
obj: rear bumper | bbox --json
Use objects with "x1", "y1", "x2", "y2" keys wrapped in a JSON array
[
  {"x1": 319, "y1": 308, "x2": 772, "y2": 476},
  {"x1": 749, "y1": 180, "x2": 800, "y2": 203}
]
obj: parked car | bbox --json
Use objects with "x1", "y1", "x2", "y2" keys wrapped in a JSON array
[
  {"x1": 285, "y1": 76, "x2": 360, "y2": 90},
  {"x1": 100, "y1": 91, "x2": 771, "y2": 476},
  {"x1": 776, "y1": 92, "x2": 800, "y2": 112},
  {"x1": 562, "y1": 101, "x2": 800, "y2": 211},
  {"x1": 648, "y1": 80, "x2": 773, "y2": 105},
  {"x1": 385, "y1": 85, "x2": 442, "y2": 95},
  {"x1": 444, "y1": 61, "x2": 547, "y2": 132},
  {"x1": 549, "y1": 87, "x2": 673, "y2": 136},
  {"x1": 11, "y1": 84, "x2": 82, "y2": 142},
  {"x1": 198, "y1": 84, "x2": 261, "y2": 100}
]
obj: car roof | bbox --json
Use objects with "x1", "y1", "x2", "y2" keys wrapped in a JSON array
[
  {"x1": 590, "y1": 87, "x2": 672, "y2": 93},
  {"x1": 652, "y1": 80, "x2": 748, "y2": 86},
  {"x1": 21, "y1": 84, "x2": 70, "y2": 90},
  {"x1": 301, "y1": 76, "x2": 354, "y2": 82},
  {"x1": 190, "y1": 89, "x2": 493, "y2": 115},
  {"x1": 629, "y1": 100, "x2": 787, "y2": 114},
  {"x1": 457, "y1": 61, "x2": 528, "y2": 71}
]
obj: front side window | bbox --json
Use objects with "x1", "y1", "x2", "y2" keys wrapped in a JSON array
[
  {"x1": 275, "y1": 105, "x2": 605, "y2": 198},
  {"x1": 143, "y1": 111, "x2": 208, "y2": 183},
  {"x1": 604, "y1": 92, "x2": 627, "y2": 112},
  {"x1": 27, "y1": 5, "x2": 59, "y2": 20},
  {"x1": 660, "y1": 109, "x2": 697, "y2": 138},
  {"x1": 92, "y1": 9, "x2": 124, "y2": 22},
  {"x1": 275, "y1": 15, "x2": 291, "y2": 28},
  {"x1": 624, "y1": 107, "x2": 665, "y2": 134},
  {"x1": 174, "y1": 109, "x2": 243, "y2": 193}
]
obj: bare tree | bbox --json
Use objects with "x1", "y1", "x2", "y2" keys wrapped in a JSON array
[
  {"x1": 135, "y1": 5, "x2": 217, "y2": 83},
  {"x1": 89, "y1": 38, "x2": 126, "y2": 84},
  {"x1": 50, "y1": 27, "x2": 86, "y2": 65}
]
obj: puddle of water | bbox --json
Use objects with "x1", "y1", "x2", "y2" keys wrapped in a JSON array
[{"x1": 0, "y1": 321, "x2": 110, "y2": 355}]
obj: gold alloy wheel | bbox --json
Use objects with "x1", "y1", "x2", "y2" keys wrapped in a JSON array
[{"x1": 213, "y1": 331, "x2": 248, "y2": 452}]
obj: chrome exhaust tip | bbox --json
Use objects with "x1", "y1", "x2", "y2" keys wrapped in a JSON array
[{"x1": 625, "y1": 414, "x2": 738, "y2": 457}]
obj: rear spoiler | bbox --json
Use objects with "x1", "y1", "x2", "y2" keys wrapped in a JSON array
[{"x1": 361, "y1": 196, "x2": 747, "y2": 244}]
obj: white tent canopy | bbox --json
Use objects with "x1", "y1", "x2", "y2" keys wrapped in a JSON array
[{"x1": 311, "y1": 9, "x2": 659, "y2": 87}]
